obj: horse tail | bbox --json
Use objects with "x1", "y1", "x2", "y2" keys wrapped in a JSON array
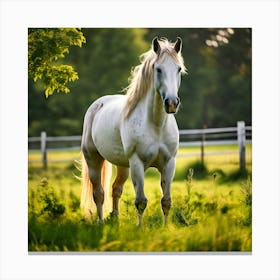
[
  {"x1": 80, "y1": 154, "x2": 112, "y2": 218},
  {"x1": 80, "y1": 154, "x2": 94, "y2": 216}
]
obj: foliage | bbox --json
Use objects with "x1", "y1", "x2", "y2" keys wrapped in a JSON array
[
  {"x1": 146, "y1": 28, "x2": 251, "y2": 129},
  {"x1": 28, "y1": 148, "x2": 252, "y2": 252},
  {"x1": 29, "y1": 177, "x2": 65, "y2": 219},
  {"x1": 28, "y1": 28, "x2": 251, "y2": 136},
  {"x1": 239, "y1": 177, "x2": 252, "y2": 226},
  {"x1": 172, "y1": 168, "x2": 198, "y2": 226},
  {"x1": 28, "y1": 28, "x2": 149, "y2": 136},
  {"x1": 28, "y1": 28, "x2": 86, "y2": 97}
]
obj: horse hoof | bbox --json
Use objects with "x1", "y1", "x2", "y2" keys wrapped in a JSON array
[
  {"x1": 110, "y1": 210, "x2": 119, "y2": 217},
  {"x1": 135, "y1": 200, "x2": 148, "y2": 215},
  {"x1": 105, "y1": 211, "x2": 119, "y2": 225}
]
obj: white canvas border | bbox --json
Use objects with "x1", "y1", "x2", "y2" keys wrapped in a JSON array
[{"x1": 0, "y1": 0, "x2": 279, "y2": 279}]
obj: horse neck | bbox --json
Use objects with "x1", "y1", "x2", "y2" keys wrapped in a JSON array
[{"x1": 144, "y1": 85, "x2": 167, "y2": 129}]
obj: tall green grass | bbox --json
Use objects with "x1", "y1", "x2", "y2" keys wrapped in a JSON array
[{"x1": 28, "y1": 145, "x2": 252, "y2": 252}]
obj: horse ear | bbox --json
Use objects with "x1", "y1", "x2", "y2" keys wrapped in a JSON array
[
  {"x1": 152, "y1": 37, "x2": 160, "y2": 54},
  {"x1": 174, "y1": 37, "x2": 182, "y2": 53}
]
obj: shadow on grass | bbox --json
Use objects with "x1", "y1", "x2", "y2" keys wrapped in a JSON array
[
  {"x1": 28, "y1": 215, "x2": 104, "y2": 251},
  {"x1": 174, "y1": 160, "x2": 251, "y2": 183},
  {"x1": 218, "y1": 169, "x2": 251, "y2": 183},
  {"x1": 28, "y1": 213, "x2": 128, "y2": 252},
  {"x1": 174, "y1": 160, "x2": 209, "y2": 181}
]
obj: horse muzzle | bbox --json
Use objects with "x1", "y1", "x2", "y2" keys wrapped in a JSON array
[{"x1": 164, "y1": 97, "x2": 180, "y2": 114}]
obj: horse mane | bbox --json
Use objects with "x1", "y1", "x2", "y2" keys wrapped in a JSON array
[{"x1": 123, "y1": 38, "x2": 187, "y2": 118}]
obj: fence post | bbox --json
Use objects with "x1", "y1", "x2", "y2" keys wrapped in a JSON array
[
  {"x1": 201, "y1": 124, "x2": 206, "y2": 166},
  {"x1": 41, "y1": 131, "x2": 47, "y2": 169},
  {"x1": 237, "y1": 121, "x2": 246, "y2": 171}
]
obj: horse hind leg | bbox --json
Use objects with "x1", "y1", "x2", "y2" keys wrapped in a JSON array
[
  {"x1": 112, "y1": 166, "x2": 129, "y2": 215},
  {"x1": 83, "y1": 150, "x2": 105, "y2": 224},
  {"x1": 90, "y1": 165, "x2": 104, "y2": 224}
]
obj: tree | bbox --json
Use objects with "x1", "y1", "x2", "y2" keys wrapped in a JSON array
[
  {"x1": 28, "y1": 28, "x2": 149, "y2": 136},
  {"x1": 145, "y1": 28, "x2": 251, "y2": 129},
  {"x1": 28, "y1": 28, "x2": 86, "y2": 97},
  {"x1": 28, "y1": 28, "x2": 251, "y2": 136}
]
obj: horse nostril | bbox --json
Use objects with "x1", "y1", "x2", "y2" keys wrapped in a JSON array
[
  {"x1": 176, "y1": 97, "x2": 180, "y2": 106},
  {"x1": 164, "y1": 98, "x2": 169, "y2": 107}
]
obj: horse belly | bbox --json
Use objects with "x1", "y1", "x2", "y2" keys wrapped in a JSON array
[
  {"x1": 100, "y1": 142, "x2": 128, "y2": 167},
  {"x1": 92, "y1": 100, "x2": 129, "y2": 167}
]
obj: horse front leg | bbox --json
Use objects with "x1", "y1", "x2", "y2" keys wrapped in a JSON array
[
  {"x1": 129, "y1": 154, "x2": 147, "y2": 226},
  {"x1": 160, "y1": 157, "x2": 176, "y2": 225}
]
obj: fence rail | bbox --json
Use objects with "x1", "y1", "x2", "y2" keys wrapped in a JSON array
[
  {"x1": 28, "y1": 135, "x2": 82, "y2": 143},
  {"x1": 28, "y1": 121, "x2": 251, "y2": 170}
]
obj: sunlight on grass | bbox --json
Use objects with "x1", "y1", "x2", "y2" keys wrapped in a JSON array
[{"x1": 28, "y1": 145, "x2": 252, "y2": 252}]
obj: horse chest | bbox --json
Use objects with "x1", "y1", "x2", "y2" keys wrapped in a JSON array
[
  {"x1": 122, "y1": 117, "x2": 178, "y2": 169},
  {"x1": 137, "y1": 139, "x2": 175, "y2": 170}
]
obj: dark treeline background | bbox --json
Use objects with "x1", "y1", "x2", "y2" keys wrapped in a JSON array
[{"x1": 28, "y1": 28, "x2": 251, "y2": 136}]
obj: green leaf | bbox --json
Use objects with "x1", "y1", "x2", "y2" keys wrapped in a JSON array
[{"x1": 28, "y1": 28, "x2": 86, "y2": 97}]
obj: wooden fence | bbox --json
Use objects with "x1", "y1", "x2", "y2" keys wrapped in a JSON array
[{"x1": 28, "y1": 121, "x2": 251, "y2": 170}]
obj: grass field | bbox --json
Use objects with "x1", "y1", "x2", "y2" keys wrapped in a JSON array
[{"x1": 28, "y1": 145, "x2": 252, "y2": 252}]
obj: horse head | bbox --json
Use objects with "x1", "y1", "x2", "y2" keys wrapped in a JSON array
[{"x1": 152, "y1": 37, "x2": 184, "y2": 114}]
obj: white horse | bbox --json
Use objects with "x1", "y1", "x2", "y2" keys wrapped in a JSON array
[{"x1": 81, "y1": 37, "x2": 187, "y2": 226}]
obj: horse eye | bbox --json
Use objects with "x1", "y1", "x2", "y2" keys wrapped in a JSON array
[
  {"x1": 178, "y1": 66, "x2": 182, "y2": 73},
  {"x1": 156, "y1": 67, "x2": 162, "y2": 74}
]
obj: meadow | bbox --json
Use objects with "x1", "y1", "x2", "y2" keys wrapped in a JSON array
[{"x1": 28, "y1": 145, "x2": 252, "y2": 252}]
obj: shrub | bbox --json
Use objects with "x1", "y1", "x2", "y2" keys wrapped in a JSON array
[
  {"x1": 172, "y1": 168, "x2": 198, "y2": 227},
  {"x1": 30, "y1": 177, "x2": 66, "y2": 219}
]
